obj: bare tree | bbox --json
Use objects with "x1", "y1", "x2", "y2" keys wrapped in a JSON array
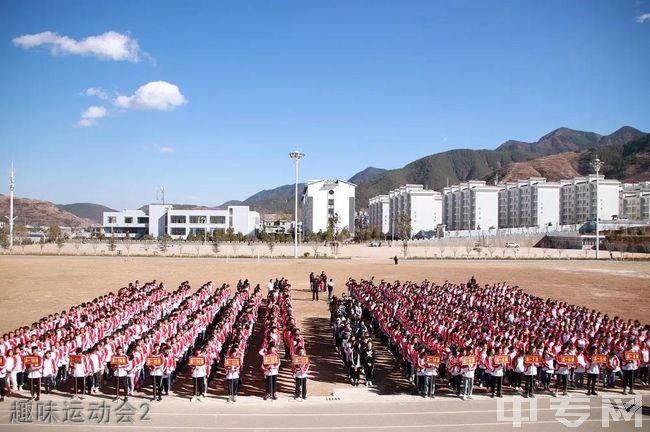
[
  {"x1": 397, "y1": 214, "x2": 412, "y2": 258},
  {"x1": 74, "y1": 241, "x2": 82, "y2": 256},
  {"x1": 249, "y1": 241, "x2": 259, "y2": 257},
  {"x1": 231, "y1": 242, "x2": 241, "y2": 256}
]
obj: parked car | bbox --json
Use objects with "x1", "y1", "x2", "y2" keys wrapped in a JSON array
[
  {"x1": 369, "y1": 241, "x2": 381, "y2": 247},
  {"x1": 505, "y1": 242, "x2": 520, "y2": 248}
]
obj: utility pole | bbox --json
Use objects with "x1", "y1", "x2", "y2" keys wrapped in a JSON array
[
  {"x1": 591, "y1": 156, "x2": 603, "y2": 259},
  {"x1": 289, "y1": 151, "x2": 304, "y2": 259},
  {"x1": 8, "y1": 163, "x2": 16, "y2": 250}
]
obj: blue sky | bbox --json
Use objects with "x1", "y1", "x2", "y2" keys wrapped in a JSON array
[{"x1": 1, "y1": 0, "x2": 649, "y2": 209}]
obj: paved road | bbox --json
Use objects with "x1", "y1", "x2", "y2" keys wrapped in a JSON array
[{"x1": 0, "y1": 391, "x2": 646, "y2": 431}]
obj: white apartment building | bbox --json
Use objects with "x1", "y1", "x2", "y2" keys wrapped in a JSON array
[
  {"x1": 103, "y1": 204, "x2": 260, "y2": 239},
  {"x1": 382, "y1": 185, "x2": 442, "y2": 238},
  {"x1": 302, "y1": 179, "x2": 356, "y2": 235},
  {"x1": 498, "y1": 178, "x2": 561, "y2": 228},
  {"x1": 619, "y1": 182, "x2": 650, "y2": 221},
  {"x1": 368, "y1": 195, "x2": 390, "y2": 235},
  {"x1": 559, "y1": 175, "x2": 620, "y2": 225},
  {"x1": 442, "y1": 181, "x2": 499, "y2": 231}
]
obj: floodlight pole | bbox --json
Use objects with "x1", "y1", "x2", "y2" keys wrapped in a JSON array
[
  {"x1": 289, "y1": 151, "x2": 304, "y2": 259},
  {"x1": 8, "y1": 164, "x2": 16, "y2": 250},
  {"x1": 591, "y1": 156, "x2": 603, "y2": 259}
]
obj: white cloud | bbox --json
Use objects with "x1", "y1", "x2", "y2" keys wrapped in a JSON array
[
  {"x1": 76, "y1": 105, "x2": 107, "y2": 127},
  {"x1": 85, "y1": 87, "x2": 110, "y2": 100},
  {"x1": 158, "y1": 146, "x2": 175, "y2": 154},
  {"x1": 13, "y1": 31, "x2": 143, "y2": 62},
  {"x1": 637, "y1": 13, "x2": 650, "y2": 23},
  {"x1": 114, "y1": 81, "x2": 187, "y2": 111}
]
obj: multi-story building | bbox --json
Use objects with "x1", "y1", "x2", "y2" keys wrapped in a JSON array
[
  {"x1": 559, "y1": 175, "x2": 620, "y2": 225},
  {"x1": 381, "y1": 185, "x2": 442, "y2": 238},
  {"x1": 498, "y1": 178, "x2": 561, "y2": 228},
  {"x1": 301, "y1": 179, "x2": 356, "y2": 235},
  {"x1": 442, "y1": 181, "x2": 499, "y2": 231},
  {"x1": 261, "y1": 214, "x2": 301, "y2": 236},
  {"x1": 103, "y1": 204, "x2": 260, "y2": 239},
  {"x1": 368, "y1": 195, "x2": 390, "y2": 235},
  {"x1": 619, "y1": 182, "x2": 650, "y2": 221}
]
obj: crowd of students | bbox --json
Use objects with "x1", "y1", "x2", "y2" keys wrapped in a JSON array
[
  {"x1": 346, "y1": 277, "x2": 649, "y2": 399},
  {"x1": 330, "y1": 295, "x2": 375, "y2": 387},
  {"x1": 259, "y1": 278, "x2": 310, "y2": 400}
]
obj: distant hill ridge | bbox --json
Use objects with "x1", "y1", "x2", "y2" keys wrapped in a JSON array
[{"x1": 5, "y1": 126, "x2": 648, "y2": 226}]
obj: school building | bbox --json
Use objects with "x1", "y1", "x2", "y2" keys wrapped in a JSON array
[
  {"x1": 301, "y1": 179, "x2": 356, "y2": 235},
  {"x1": 102, "y1": 204, "x2": 260, "y2": 239}
]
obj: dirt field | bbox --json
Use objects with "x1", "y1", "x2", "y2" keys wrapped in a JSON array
[{"x1": 0, "y1": 256, "x2": 648, "y2": 398}]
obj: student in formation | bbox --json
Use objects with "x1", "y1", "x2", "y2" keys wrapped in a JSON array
[
  {"x1": 621, "y1": 340, "x2": 639, "y2": 395},
  {"x1": 112, "y1": 347, "x2": 130, "y2": 402},
  {"x1": 460, "y1": 348, "x2": 476, "y2": 400},
  {"x1": 4, "y1": 349, "x2": 18, "y2": 395},
  {"x1": 41, "y1": 351, "x2": 57, "y2": 395},
  {"x1": 190, "y1": 348, "x2": 209, "y2": 402},
  {"x1": 554, "y1": 345, "x2": 570, "y2": 397},
  {"x1": 605, "y1": 349, "x2": 622, "y2": 389},
  {"x1": 522, "y1": 348, "x2": 537, "y2": 398},
  {"x1": 25, "y1": 347, "x2": 43, "y2": 401},
  {"x1": 70, "y1": 348, "x2": 89, "y2": 399},
  {"x1": 162, "y1": 346, "x2": 176, "y2": 396},
  {"x1": 348, "y1": 342, "x2": 363, "y2": 387},
  {"x1": 585, "y1": 345, "x2": 600, "y2": 396},
  {"x1": 260, "y1": 343, "x2": 280, "y2": 400},
  {"x1": 486, "y1": 348, "x2": 504, "y2": 398},
  {"x1": 292, "y1": 346, "x2": 309, "y2": 400},
  {"x1": 0, "y1": 355, "x2": 6, "y2": 401},
  {"x1": 148, "y1": 346, "x2": 165, "y2": 402},
  {"x1": 224, "y1": 347, "x2": 241, "y2": 403},
  {"x1": 362, "y1": 341, "x2": 375, "y2": 387}
]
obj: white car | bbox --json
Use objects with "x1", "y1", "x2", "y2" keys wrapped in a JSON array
[{"x1": 505, "y1": 242, "x2": 520, "y2": 248}]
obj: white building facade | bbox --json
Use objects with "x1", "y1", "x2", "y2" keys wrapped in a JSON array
[
  {"x1": 302, "y1": 179, "x2": 356, "y2": 235},
  {"x1": 498, "y1": 178, "x2": 561, "y2": 228},
  {"x1": 103, "y1": 204, "x2": 260, "y2": 239},
  {"x1": 559, "y1": 175, "x2": 621, "y2": 225},
  {"x1": 380, "y1": 185, "x2": 442, "y2": 238},
  {"x1": 368, "y1": 195, "x2": 390, "y2": 235},
  {"x1": 442, "y1": 181, "x2": 499, "y2": 231},
  {"x1": 619, "y1": 182, "x2": 650, "y2": 221}
]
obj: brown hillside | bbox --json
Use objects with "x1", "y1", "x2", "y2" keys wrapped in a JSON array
[
  {"x1": 488, "y1": 152, "x2": 582, "y2": 183},
  {"x1": 0, "y1": 196, "x2": 96, "y2": 227}
]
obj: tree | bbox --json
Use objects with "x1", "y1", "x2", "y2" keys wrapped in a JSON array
[
  {"x1": 47, "y1": 224, "x2": 62, "y2": 243},
  {"x1": 266, "y1": 236, "x2": 276, "y2": 256},
  {"x1": 212, "y1": 238, "x2": 220, "y2": 256},
  {"x1": 225, "y1": 227, "x2": 235, "y2": 242},
  {"x1": 108, "y1": 235, "x2": 117, "y2": 253},
  {"x1": 158, "y1": 234, "x2": 171, "y2": 254},
  {"x1": 397, "y1": 214, "x2": 412, "y2": 257},
  {"x1": 56, "y1": 236, "x2": 65, "y2": 255},
  {"x1": 326, "y1": 213, "x2": 342, "y2": 256}
]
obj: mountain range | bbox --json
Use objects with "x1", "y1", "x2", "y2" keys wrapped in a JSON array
[{"x1": 3, "y1": 126, "x2": 648, "y2": 227}]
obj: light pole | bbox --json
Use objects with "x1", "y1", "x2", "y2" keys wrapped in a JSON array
[
  {"x1": 7, "y1": 164, "x2": 16, "y2": 250},
  {"x1": 289, "y1": 151, "x2": 304, "y2": 258},
  {"x1": 591, "y1": 156, "x2": 603, "y2": 259}
]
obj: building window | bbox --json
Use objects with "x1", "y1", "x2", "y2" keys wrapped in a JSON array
[
  {"x1": 138, "y1": 217, "x2": 149, "y2": 224},
  {"x1": 189, "y1": 216, "x2": 207, "y2": 224},
  {"x1": 328, "y1": 199, "x2": 334, "y2": 206},
  {"x1": 210, "y1": 216, "x2": 226, "y2": 224},
  {"x1": 170, "y1": 228, "x2": 186, "y2": 236},
  {"x1": 107, "y1": 216, "x2": 117, "y2": 224},
  {"x1": 170, "y1": 215, "x2": 186, "y2": 224},
  {"x1": 124, "y1": 217, "x2": 133, "y2": 224}
]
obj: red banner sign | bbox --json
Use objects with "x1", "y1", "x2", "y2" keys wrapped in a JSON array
[
  {"x1": 263, "y1": 354, "x2": 280, "y2": 366},
  {"x1": 559, "y1": 355, "x2": 577, "y2": 365},
  {"x1": 494, "y1": 355, "x2": 510, "y2": 365},
  {"x1": 425, "y1": 355, "x2": 441, "y2": 365},
  {"x1": 592, "y1": 354, "x2": 608, "y2": 364},
  {"x1": 146, "y1": 357, "x2": 163, "y2": 367},
  {"x1": 224, "y1": 357, "x2": 241, "y2": 367},
  {"x1": 111, "y1": 355, "x2": 128, "y2": 366},
  {"x1": 293, "y1": 356, "x2": 309, "y2": 366},
  {"x1": 0, "y1": 356, "x2": 5, "y2": 367},
  {"x1": 188, "y1": 356, "x2": 206, "y2": 366},
  {"x1": 23, "y1": 355, "x2": 42, "y2": 366},
  {"x1": 524, "y1": 355, "x2": 541, "y2": 365},
  {"x1": 461, "y1": 355, "x2": 477, "y2": 366},
  {"x1": 69, "y1": 355, "x2": 83, "y2": 365},
  {"x1": 624, "y1": 352, "x2": 641, "y2": 361}
]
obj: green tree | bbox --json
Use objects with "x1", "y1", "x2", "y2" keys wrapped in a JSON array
[
  {"x1": 158, "y1": 234, "x2": 171, "y2": 253},
  {"x1": 225, "y1": 227, "x2": 235, "y2": 242},
  {"x1": 398, "y1": 214, "x2": 412, "y2": 257},
  {"x1": 47, "y1": 224, "x2": 62, "y2": 243}
]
